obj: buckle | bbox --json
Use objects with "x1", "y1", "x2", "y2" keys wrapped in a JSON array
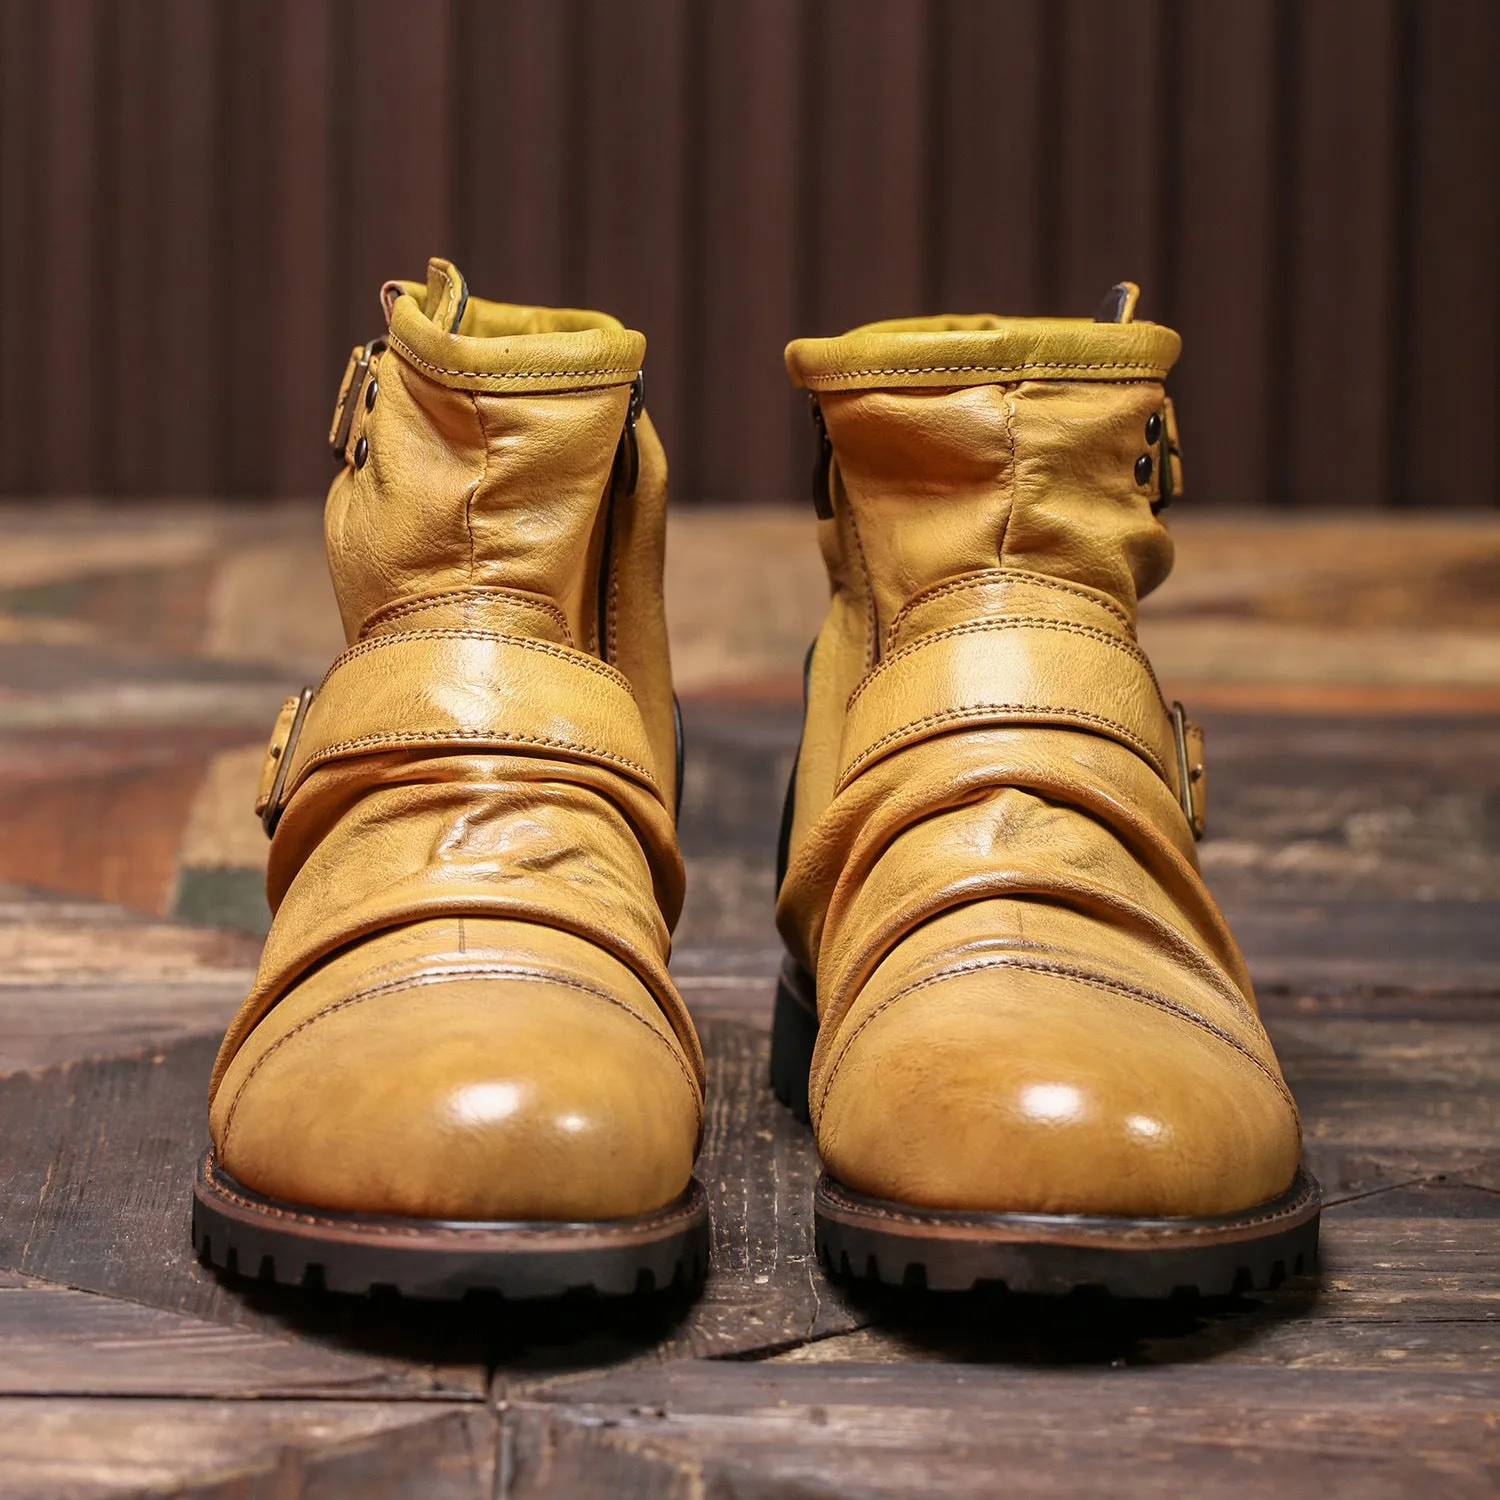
[
  {"x1": 329, "y1": 338, "x2": 387, "y2": 461},
  {"x1": 1169, "y1": 700, "x2": 1206, "y2": 840},
  {"x1": 256, "y1": 686, "x2": 315, "y2": 838}
]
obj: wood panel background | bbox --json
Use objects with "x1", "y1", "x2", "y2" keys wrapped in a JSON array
[{"x1": 0, "y1": 0, "x2": 1495, "y2": 507}]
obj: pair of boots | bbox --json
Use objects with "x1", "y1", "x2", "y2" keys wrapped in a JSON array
[{"x1": 194, "y1": 260, "x2": 1318, "y2": 1302}]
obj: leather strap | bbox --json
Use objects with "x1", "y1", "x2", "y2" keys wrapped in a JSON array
[
  {"x1": 836, "y1": 617, "x2": 1181, "y2": 799},
  {"x1": 263, "y1": 630, "x2": 664, "y2": 824}
]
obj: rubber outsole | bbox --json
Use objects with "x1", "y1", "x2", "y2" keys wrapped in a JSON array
[
  {"x1": 768, "y1": 951, "x2": 1322, "y2": 1298},
  {"x1": 192, "y1": 1148, "x2": 710, "y2": 1301},
  {"x1": 814, "y1": 1167, "x2": 1321, "y2": 1297}
]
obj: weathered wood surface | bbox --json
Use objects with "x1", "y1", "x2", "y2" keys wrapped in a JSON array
[
  {"x1": 506, "y1": 1363, "x2": 1500, "y2": 1498},
  {"x1": 0, "y1": 513, "x2": 1497, "y2": 1493},
  {"x1": 0, "y1": 1400, "x2": 495, "y2": 1500}
]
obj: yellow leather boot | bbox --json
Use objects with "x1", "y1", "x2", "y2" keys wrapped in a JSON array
[
  {"x1": 772, "y1": 285, "x2": 1319, "y2": 1297},
  {"x1": 194, "y1": 259, "x2": 708, "y2": 1299}
]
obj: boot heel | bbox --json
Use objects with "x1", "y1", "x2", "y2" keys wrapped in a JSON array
[{"x1": 769, "y1": 954, "x2": 817, "y2": 1124}]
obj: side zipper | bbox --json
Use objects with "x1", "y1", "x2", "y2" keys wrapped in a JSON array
[
  {"x1": 597, "y1": 371, "x2": 645, "y2": 662},
  {"x1": 809, "y1": 394, "x2": 834, "y2": 519}
]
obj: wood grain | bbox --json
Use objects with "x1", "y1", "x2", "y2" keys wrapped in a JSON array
[
  {"x1": 1286, "y1": 0, "x2": 1401, "y2": 509},
  {"x1": 1, "y1": 514, "x2": 1497, "y2": 1489},
  {"x1": 805, "y1": 0, "x2": 933, "y2": 334},
  {"x1": 1173, "y1": 0, "x2": 1279, "y2": 509},
  {"x1": 2, "y1": 5, "x2": 1496, "y2": 506},
  {"x1": 453, "y1": 0, "x2": 573, "y2": 310},
  {"x1": 1052, "y1": 0, "x2": 1167, "y2": 317},
  {"x1": 0, "y1": 1274, "x2": 486, "y2": 1399},
  {"x1": 1408, "y1": 0, "x2": 1500, "y2": 510},
  {"x1": 696, "y1": 0, "x2": 802, "y2": 501},
  {"x1": 0, "y1": 1401, "x2": 494, "y2": 1500},
  {"x1": 932, "y1": 0, "x2": 1048, "y2": 315},
  {"x1": 509, "y1": 1360, "x2": 1500, "y2": 1498}
]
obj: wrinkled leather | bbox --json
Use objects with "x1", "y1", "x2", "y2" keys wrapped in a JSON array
[
  {"x1": 209, "y1": 259, "x2": 703, "y2": 1222},
  {"x1": 779, "y1": 310, "x2": 1301, "y2": 1218}
]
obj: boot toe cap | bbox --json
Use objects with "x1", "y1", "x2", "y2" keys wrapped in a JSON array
[
  {"x1": 815, "y1": 964, "x2": 1300, "y2": 1218},
  {"x1": 212, "y1": 974, "x2": 701, "y2": 1222}
]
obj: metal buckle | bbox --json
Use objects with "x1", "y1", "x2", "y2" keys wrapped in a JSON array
[
  {"x1": 260, "y1": 686, "x2": 315, "y2": 838},
  {"x1": 329, "y1": 338, "x2": 387, "y2": 461},
  {"x1": 1170, "y1": 700, "x2": 1206, "y2": 840}
]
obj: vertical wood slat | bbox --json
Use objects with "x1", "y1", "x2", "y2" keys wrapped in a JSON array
[
  {"x1": 1407, "y1": 0, "x2": 1500, "y2": 509},
  {"x1": 806, "y1": 0, "x2": 932, "y2": 336},
  {"x1": 341, "y1": 0, "x2": 454, "y2": 356},
  {"x1": 932, "y1": 0, "x2": 1049, "y2": 317},
  {"x1": 453, "y1": 0, "x2": 575, "y2": 310},
  {"x1": 0, "y1": 0, "x2": 1497, "y2": 509},
  {"x1": 696, "y1": 0, "x2": 803, "y2": 501},
  {"x1": 1172, "y1": 0, "x2": 1280, "y2": 510},
  {"x1": 37, "y1": 0, "x2": 100, "y2": 495},
  {"x1": 0, "y1": 0, "x2": 40, "y2": 493},
  {"x1": 577, "y1": 0, "x2": 694, "y2": 482},
  {"x1": 157, "y1": 0, "x2": 219, "y2": 494},
  {"x1": 220, "y1": 0, "x2": 275, "y2": 497},
  {"x1": 106, "y1": 0, "x2": 160, "y2": 495},
  {"x1": 1052, "y1": 0, "x2": 1168, "y2": 319},
  {"x1": 266, "y1": 0, "x2": 334, "y2": 499},
  {"x1": 1287, "y1": 0, "x2": 1402, "y2": 509}
]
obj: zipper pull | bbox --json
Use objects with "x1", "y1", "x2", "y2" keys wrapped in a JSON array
[
  {"x1": 614, "y1": 371, "x2": 645, "y2": 496},
  {"x1": 808, "y1": 395, "x2": 834, "y2": 519}
]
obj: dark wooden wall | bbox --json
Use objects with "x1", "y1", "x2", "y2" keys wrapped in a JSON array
[{"x1": 1, "y1": 0, "x2": 1496, "y2": 507}]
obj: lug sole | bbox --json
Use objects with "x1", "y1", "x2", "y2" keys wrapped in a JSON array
[
  {"x1": 192, "y1": 1148, "x2": 710, "y2": 1301},
  {"x1": 771, "y1": 951, "x2": 1321, "y2": 1297},
  {"x1": 814, "y1": 1167, "x2": 1321, "y2": 1298}
]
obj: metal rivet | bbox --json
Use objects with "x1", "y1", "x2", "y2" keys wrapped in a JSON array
[
  {"x1": 1134, "y1": 453, "x2": 1153, "y2": 486},
  {"x1": 1145, "y1": 411, "x2": 1162, "y2": 445},
  {"x1": 365, "y1": 377, "x2": 378, "y2": 411},
  {"x1": 354, "y1": 435, "x2": 369, "y2": 469}
]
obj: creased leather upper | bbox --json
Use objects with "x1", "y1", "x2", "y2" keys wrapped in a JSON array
[
  {"x1": 778, "y1": 310, "x2": 1300, "y2": 1218},
  {"x1": 207, "y1": 261, "x2": 700, "y2": 1223}
]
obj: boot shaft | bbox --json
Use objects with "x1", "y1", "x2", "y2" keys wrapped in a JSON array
[
  {"x1": 789, "y1": 303, "x2": 1185, "y2": 648},
  {"x1": 780, "y1": 295, "x2": 1188, "y2": 891},
  {"x1": 323, "y1": 258, "x2": 677, "y2": 809}
]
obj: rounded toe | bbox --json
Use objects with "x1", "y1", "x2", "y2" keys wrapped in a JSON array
[
  {"x1": 815, "y1": 965, "x2": 1300, "y2": 1218},
  {"x1": 212, "y1": 975, "x2": 701, "y2": 1222}
]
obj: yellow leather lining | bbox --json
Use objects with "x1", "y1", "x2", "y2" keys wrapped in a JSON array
[
  {"x1": 786, "y1": 318, "x2": 1180, "y2": 390},
  {"x1": 388, "y1": 294, "x2": 644, "y2": 394}
]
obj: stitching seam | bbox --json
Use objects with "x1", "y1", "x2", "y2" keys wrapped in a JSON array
[
  {"x1": 202, "y1": 1156, "x2": 701, "y2": 1237},
  {"x1": 360, "y1": 588, "x2": 576, "y2": 645},
  {"x1": 849, "y1": 616, "x2": 1158, "y2": 714},
  {"x1": 802, "y1": 361, "x2": 1169, "y2": 381},
  {"x1": 295, "y1": 728, "x2": 657, "y2": 788},
  {"x1": 320, "y1": 628, "x2": 634, "y2": 692},
  {"x1": 839, "y1": 703, "x2": 1169, "y2": 788},
  {"x1": 818, "y1": 955, "x2": 1296, "y2": 1121},
  {"x1": 222, "y1": 963, "x2": 701, "y2": 1155},
  {"x1": 389, "y1": 332, "x2": 638, "y2": 384},
  {"x1": 841, "y1": 476, "x2": 879, "y2": 670},
  {"x1": 887, "y1": 569, "x2": 1133, "y2": 644},
  {"x1": 822, "y1": 1176, "x2": 1314, "y2": 1236}
]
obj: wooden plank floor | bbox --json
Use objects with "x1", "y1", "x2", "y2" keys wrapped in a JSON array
[{"x1": 0, "y1": 504, "x2": 1497, "y2": 1496}]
